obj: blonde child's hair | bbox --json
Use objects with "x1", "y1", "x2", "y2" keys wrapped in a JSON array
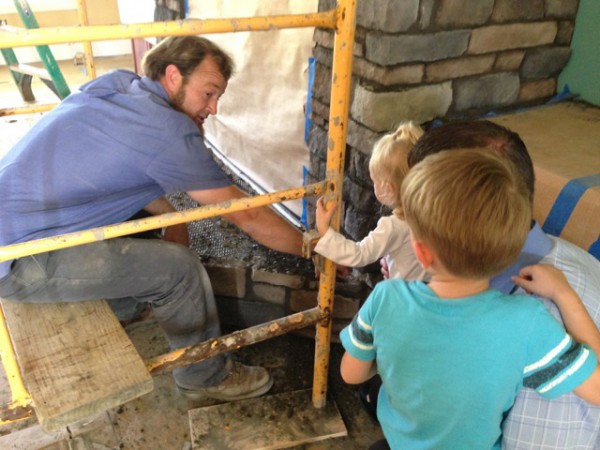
[
  {"x1": 369, "y1": 121, "x2": 424, "y2": 216},
  {"x1": 401, "y1": 148, "x2": 532, "y2": 279}
]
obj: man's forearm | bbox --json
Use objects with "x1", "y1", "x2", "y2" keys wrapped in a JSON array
[{"x1": 233, "y1": 206, "x2": 303, "y2": 256}]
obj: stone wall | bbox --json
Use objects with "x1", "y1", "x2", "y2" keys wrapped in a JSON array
[{"x1": 307, "y1": 0, "x2": 579, "y2": 248}]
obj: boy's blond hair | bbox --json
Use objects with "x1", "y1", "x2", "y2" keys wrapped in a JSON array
[
  {"x1": 401, "y1": 148, "x2": 531, "y2": 279},
  {"x1": 369, "y1": 122, "x2": 423, "y2": 214}
]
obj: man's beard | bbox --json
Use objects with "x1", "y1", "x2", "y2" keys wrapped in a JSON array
[{"x1": 170, "y1": 84, "x2": 204, "y2": 136}]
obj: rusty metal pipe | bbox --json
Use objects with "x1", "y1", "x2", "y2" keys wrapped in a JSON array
[
  {"x1": 312, "y1": 0, "x2": 357, "y2": 408},
  {"x1": 147, "y1": 307, "x2": 322, "y2": 375}
]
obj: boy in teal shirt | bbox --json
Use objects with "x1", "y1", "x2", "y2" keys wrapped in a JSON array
[{"x1": 339, "y1": 149, "x2": 600, "y2": 449}]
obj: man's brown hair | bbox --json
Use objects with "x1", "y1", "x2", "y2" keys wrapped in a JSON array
[{"x1": 142, "y1": 36, "x2": 235, "y2": 81}]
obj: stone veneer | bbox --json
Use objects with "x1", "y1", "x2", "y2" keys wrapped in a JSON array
[{"x1": 307, "y1": 0, "x2": 578, "y2": 247}]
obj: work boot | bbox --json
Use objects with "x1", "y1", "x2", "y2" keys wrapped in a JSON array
[{"x1": 177, "y1": 360, "x2": 273, "y2": 401}]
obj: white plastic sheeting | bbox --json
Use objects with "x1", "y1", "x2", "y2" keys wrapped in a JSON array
[{"x1": 188, "y1": 1, "x2": 318, "y2": 217}]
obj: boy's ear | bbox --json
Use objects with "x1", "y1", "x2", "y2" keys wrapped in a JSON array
[{"x1": 412, "y1": 239, "x2": 434, "y2": 269}]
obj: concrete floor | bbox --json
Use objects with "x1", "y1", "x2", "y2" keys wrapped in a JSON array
[{"x1": 0, "y1": 315, "x2": 383, "y2": 449}]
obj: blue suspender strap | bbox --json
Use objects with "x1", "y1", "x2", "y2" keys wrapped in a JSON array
[
  {"x1": 490, "y1": 222, "x2": 553, "y2": 295},
  {"x1": 589, "y1": 236, "x2": 600, "y2": 260},
  {"x1": 542, "y1": 173, "x2": 600, "y2": 236}
]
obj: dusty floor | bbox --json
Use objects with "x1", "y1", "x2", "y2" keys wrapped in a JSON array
[{"x1": 0, "y1": 315, "x2": 384, "y2": 449}]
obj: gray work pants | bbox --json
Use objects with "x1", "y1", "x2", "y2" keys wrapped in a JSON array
[{"x1": 0, "y1": 238, "x2": 228, "y2": 388}]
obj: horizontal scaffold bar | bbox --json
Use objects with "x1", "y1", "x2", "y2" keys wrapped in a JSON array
[
  {"x1": 0, "y1": 11, "x2": 337, "y2": 49},
  {"x1": 0, "y1": 103, "x2": 56, "y2": 117},
  {"x1": 147, "y1": 307, "x2": 323, "y2": 375},
  {"x1": 0, "y1": 181, "x2": 328, "y2": 263}
]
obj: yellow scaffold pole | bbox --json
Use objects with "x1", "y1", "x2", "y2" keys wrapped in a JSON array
[
  {"x1": 0, "y1": 12, "x2": 337, "y2": 49},
  {"x1": 76, "y1": 0, "x2": 96, "y2": 80},
  {"x1": 0, "y1": 182, "x2": 326, "y2": 264},
  {"x1": 0, "y1": 305, "x2": 33, "y2": 425},
  {"x1": 312, "y1": 0, "x2": 356, "y2": 408}
]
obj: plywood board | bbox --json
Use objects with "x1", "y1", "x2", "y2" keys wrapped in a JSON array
[
  {"x1": 491, "y1": 101, "x2": 600, "y2": 255},
  {"x1": 189, "y1": 389, "x2": 347, "y2": 449},
  {"x1": 1, "y1": 299, "x2": 154, "y2": 432}
]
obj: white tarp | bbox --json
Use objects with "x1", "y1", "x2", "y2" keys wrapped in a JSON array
[{"x1": 188, "y1": 1, "x2": 318, "y2": 218}]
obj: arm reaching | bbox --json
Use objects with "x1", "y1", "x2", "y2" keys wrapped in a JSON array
[
  {"x1": 316, "y1": 197, "x2": 336, "y2": 237},
  {"x1": 513, "y1": 264, "x2": 600, "y2": 405},
  {"x1": 188, "y1": 185, "x2": 303, "y2": 256},
  {"x1": 143, "y1": 196, "x2": 190, "y2": 247},
  {"x1": 340, "y1": 352, "x2": 376, "y2": 385}
]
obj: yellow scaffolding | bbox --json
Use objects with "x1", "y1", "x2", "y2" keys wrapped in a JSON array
[{"x1": 0, "y1": 0, "x2": 356, "y2": 424}]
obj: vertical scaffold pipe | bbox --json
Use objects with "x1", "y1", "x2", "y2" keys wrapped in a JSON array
[
  {"x1": 312, "y1": 0, "x2": 356, "y2": 408},
  {"x1": 76, "y1": 0, "x2": 96, "y2": 80}
]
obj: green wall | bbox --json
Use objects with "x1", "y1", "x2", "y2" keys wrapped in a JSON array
[{"x1": 558, "y1": 0, "x2": 600, "y2": 106}]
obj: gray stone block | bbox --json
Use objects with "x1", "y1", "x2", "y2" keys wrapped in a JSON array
[
  {"x1": 350, "y1": 83, "x2": 452, "y2": 132},
  {"x1": 356, "y1": 0, "x2": 419, "y2": 32},
  {"x1": 468, "y1": 22, "x2": 557, "y2": 54},
  {"x1": 425, "y1": 55, "x2": 495, "y2": 82},
  {"x1": 346, "y1": 119, "x2": 382, "y2": 156},
  {"x1": 519, "y1": 78, "x2": 556, "y2": 102},
  {"x1": 289, "y1": 290, "x2": 358, "y2": 320},
  {"x1": 342, "y1": 177, "x2": 379, "y2": 215},
  {"x1": 366, "y1": 30, "x2": 470, "y2": 65},
  {"x1": 251, "y1": 268, "x2": 306, "y2": 289},
  {"x1": 494, "y1": 50, "x2": 525, "y2": 71},
  {"x1": 521, "y1": 46, "x2": 571, "y2": 80},
  {"x1": 491, "y1": 0, "x2": 544, "y2": 22},
  {"x1": 343, "y1": 204, "x2": 380, "y2": 241},
  {"x1": 556, "y1": 20, "x2": 575, "y2": 45},
  {"x1": 435, "y1": 0, "x2": 494, "y2": 27},
  {"x1": 251, "y1": 283, "x2": 287, "y2": 306},
  {"x1": 545, "y1": 0, "x2": 579, "y2": 17},
  {"x1": 348, "y1": 146, "x2": 373, "y2": 185},
  {"x1": 453, "y1": 72, "x2": 520, "y2": 112},
  {"x1": 205, "y1": 263, "x2": 247, "y2": 299},
  {"x1": 419, "y1": 0, "x2": 436, "y2": 29},
  {"x1": 353, "y1": 58, "x2": 424, "y2": 86}
]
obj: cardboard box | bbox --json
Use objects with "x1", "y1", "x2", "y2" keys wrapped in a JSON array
[{"x1": 492, "y1": 101, "x2": 600, "y2": 260}]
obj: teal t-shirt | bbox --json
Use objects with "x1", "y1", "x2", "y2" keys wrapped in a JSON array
[{"x1": 340, "y1": 280, "x2": 597, "y2": 449}]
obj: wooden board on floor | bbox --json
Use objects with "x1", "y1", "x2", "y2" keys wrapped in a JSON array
[
  {"x1": 189, "y1": 389, "x2": 347, "y2": 449},
  {"x1": 1, "y1": 299, "x2": 154, "y2": 432}
]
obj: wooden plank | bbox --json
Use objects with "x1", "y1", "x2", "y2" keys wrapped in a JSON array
[
  {"x1": 0, "y1": 299, "x2": 154, "y2": 432},
  {"x1": 0, "y1": 411, "x2": 119, "y2": 450},
  {"x1": 189, "y1": 389, "x2": 347, "y2": 449}
]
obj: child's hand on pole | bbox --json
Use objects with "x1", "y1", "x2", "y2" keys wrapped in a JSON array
[{"x1": 316, "y1": 196, "x2": 337, "y2": 237}]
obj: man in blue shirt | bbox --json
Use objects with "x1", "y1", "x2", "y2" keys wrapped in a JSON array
[{"x1": 0, "y1": 36, "x2": 303, "y2": 401}]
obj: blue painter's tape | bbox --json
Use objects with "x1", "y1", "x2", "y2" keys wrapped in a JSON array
[
  {"x1": 542, "y1": 173, "x2": 600, "y2": 237},
  {"x1": 305, "y1": 57, "x2": 316, "y2": 144},
  {"x1": 589, "y1": 235, "x2": 600, "y2": 261}
]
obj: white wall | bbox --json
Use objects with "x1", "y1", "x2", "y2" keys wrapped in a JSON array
[
  {"x1": 190, "y1": 1, "x2": 319, "y2": 217},
  {"x1": 0, "y1": 0, "x2": 131, "y2": 65}
]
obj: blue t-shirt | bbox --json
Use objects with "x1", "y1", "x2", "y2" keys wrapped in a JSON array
[
  {"x1": 0, "y1": 70, "x2": 230, "y2": 276},
  {"x1": 340, "y1": 280, "x2": 597, "y2": 449}
]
